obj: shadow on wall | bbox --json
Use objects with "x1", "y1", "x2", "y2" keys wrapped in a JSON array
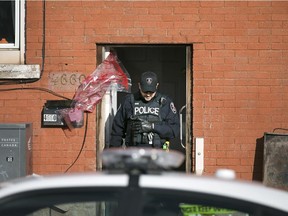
[{"x1": 253, "y1": 136, "x2": 264, "y2": 181}]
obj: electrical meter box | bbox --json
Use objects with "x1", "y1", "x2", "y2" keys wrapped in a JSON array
[
  {"x1": 41, "y1": 100, "x2": 83, "y2": 128},
  {"x1": 0, "y1": 123, "x2": 33, "y2": 182},
  {"x1": 41, "y1": 100, "x2": 72, "y2": 127}
]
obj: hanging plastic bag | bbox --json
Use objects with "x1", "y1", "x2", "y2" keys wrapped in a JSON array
[
  {"x1": 59, "y1": 52, "x2": 131, "y2": 129},
  {"x1": 73, "y1": 51, "x2": 131, "y2": 112}
]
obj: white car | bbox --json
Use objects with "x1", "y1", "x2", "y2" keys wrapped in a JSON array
[{"x1": 0, "y1": 148, "x2": 287, "y2": 216}]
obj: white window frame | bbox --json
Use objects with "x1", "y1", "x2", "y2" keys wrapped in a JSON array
[
  {"x1": 0, "y1": 0, "x2": 40, "y2": 80},
  {"x1": 0, "y1": 0, "x2": 20, "y2": 49},
  {"x1": 0, "y1": 0, "x2": 24, "y2": 64}
]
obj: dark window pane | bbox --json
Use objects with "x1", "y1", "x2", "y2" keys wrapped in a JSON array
[{"x1": 0, "y1": 1, "x2": 15, "y2": 43}]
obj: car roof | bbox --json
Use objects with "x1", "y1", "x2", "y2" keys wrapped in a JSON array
[
  {"x1": 141, "y1": 173, "x2": 288, "y2": 212},
  {"x1": 0, "y1": 171, "x2": 287, "y2": 213},
  {"x1": 0, "y1": 148, "x2": 287, "y2": 216}
]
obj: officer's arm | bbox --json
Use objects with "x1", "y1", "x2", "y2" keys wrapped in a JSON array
[{"x1": 153, "y1": 101, "x2": 180, "y2": 139}]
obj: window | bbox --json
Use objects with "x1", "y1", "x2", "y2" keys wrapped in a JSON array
[
  {"x1": 0, "y1": 0, "x2": 24, "y2": 65},
  {"x1": 0, "y1": 0, "x2": 41, "y2": 80},
  {"x1": 0, "y1": 0, "x2": 20, "y2": 49}
]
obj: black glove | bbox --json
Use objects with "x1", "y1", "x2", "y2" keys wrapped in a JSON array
[{"x1": 133, "y1": 119, "x2": 154, "y2": 133}]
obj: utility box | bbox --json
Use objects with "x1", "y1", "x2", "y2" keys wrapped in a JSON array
[
  {"x1": 41, "y1": 100, "x2": 72, "y2": 127},
  {"x1": 41, "y1": 100, "x2": 84, "y2": 128},
  {"x1": 263, "y1": 132, "x2": 288, "y2": 191},
  {"x1": 0, "y1": 123, "x2": 33, "y2": 182}
]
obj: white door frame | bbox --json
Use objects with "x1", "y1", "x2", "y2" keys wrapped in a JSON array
[
  {"x1": 96, "y1": 46, "x2": 118, "y2": 170},
  {"x1": 96, "y1": 45, "x2": 192, "y2": 173}
]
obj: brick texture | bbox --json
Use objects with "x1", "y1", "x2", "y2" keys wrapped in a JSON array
[{"x1": 0, "y1": 1, "x2": 287, "y2": 181}]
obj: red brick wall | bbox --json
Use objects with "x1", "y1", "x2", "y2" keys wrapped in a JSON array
[
  {"x1": 1, "y1": 1, "x2": 287, "y2": 180},
  {"x1": 192, "y1": 1, "x2": 288, "y2": 180}
]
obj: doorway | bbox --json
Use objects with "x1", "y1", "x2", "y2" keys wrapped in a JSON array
[{"x1": 96, "y1": 45, "x2": 192, "y2": 172}]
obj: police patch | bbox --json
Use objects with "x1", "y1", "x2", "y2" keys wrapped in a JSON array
[{"x1": 170, "y1": 102, "x2": 177, "y2": 114}]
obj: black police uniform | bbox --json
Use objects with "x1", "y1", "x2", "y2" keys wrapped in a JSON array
[{"x1": 109, "y1": 91, "x2": 180, "y2": 148}]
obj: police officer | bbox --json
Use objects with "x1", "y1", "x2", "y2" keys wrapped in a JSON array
[{"x1": 109, "y1": 71, "x2": 180, "y2": 149}]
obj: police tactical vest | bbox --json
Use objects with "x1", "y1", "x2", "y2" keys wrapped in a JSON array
[
  {"x1": 126, "y1": 93, "x2": 165, "y2": 148},
  {"x1": 133, "y1": 95, "x2": 162, "y2": 122}
]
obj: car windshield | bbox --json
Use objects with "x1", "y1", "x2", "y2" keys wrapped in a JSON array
[
  {"x1": 29, "y1": 201, "x2": 247, "y2": 216},
  {"x1": 4, "y1": 187, "x2": 283, "y2": 216}
]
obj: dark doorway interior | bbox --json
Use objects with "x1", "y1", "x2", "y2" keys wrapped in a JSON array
[{"x1": 112, "y1": 45, "x2": 187, "y2": 171}]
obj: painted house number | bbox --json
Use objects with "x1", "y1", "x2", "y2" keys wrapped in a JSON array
[{"x1": 48, "y1": 72, "x2": 86, "y2": 92}]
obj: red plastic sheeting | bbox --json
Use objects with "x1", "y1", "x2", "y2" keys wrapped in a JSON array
[
  {"x1": 73, "y1": 52, "x2": 130, "y2": 112},
  {"x1": 60, "y1": 52, "x2": 130, "y2": 129}
]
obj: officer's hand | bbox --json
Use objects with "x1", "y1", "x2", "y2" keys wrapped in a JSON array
[
  {"x1": 133, "y1": 120, "x2": 154, "y2": 133},
  {"x1": 139, "y1": 120, "x2": 154, "y2": 133}
]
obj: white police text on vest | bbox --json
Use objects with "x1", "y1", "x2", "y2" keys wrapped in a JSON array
[{"x1": 134, "y1": 107, "x2": 159, "y2": 115}]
